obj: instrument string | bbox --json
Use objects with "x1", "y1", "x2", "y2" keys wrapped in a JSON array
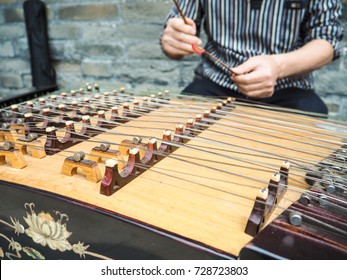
[
  {"x1": 3, "y1": 126, "x2": 347, "y2": 206},
  {"x1": 6, "y1": 85, "x2": 346, "y2": 148},
  {"x1": 2, "y1": 116, "x2": 344, "y2": 181},
  {"x1": 4, "y1": 93, "x2": 347, "y2": 147},
  {"x1": 219, "y1": 108, "x2": 347, "y2": 139},
  {"x1": 5, "y1": 89, "x2": 347, "y2": 136},
  {"x1": 5, "y1": 122, "x2": 346, "y2": 192},
  {"x1": 2, "y1": 101, "x2": 346, "y2": 189},
  {"x1": 2, "y1": 101, "x2": 345, "y2": 162},
  {"x1": 134, "y1": 164, "x2": 347, "y2": 234},
  {"x1": 26, "y1": 143, "x2": 344, "y2": 215},
  {"x1": 16, "y1": 144, "x2": 345, "y2": 236},
  {"x1": 3, "y1": 85, "x2": 342, "y2": 135},
  {"x1": 137, "y1": 94, "x2": 347, "y2": 133},
  {"x1": 2, "y1": 119, "x2": 346, "y2": 194}
]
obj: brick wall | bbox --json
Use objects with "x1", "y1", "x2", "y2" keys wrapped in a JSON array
[{"x1": 0, "y1": 0, "x2": 346, "y2": 119}]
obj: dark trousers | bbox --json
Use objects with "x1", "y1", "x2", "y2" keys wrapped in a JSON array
[{"x1": 182, "y1": 77, "x2": 328, "y2": 114}]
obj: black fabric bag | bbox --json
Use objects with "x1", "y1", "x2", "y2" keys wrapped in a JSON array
[{"x1": 23, "y1": 0, "x2": 56, "y2": 89}]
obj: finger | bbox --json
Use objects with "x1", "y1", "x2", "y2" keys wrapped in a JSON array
[
  {"x1": 230, "y1": 59, "x2": 259, "y2": 75},
  {"x1": 172, "y1": 32, "x2": 202, "y2": 46},
  {"x1": 170, "y1": 18, "x2": 197, "y2": 35},
  {"x1": 239, "y1": 87, "x2": 274, "y2": 99},
  {"x1": 236, "y1": 81, "x2": 268, "y2": 93},
  {"x1": 162, "y1": 32, "x2": 194, "y2": 56},
  {"x1": 163, "y1": 31, "x2": 201, "y2": 51},
  {"x1": 162, "y1": 38, "x2": 196, "y2": 56},
  {"x1": 166, "y1": 19, "x2": 201, "y2": 45},
  {"x1": 235, "y1": 77, "x2": 276, "y2": 97},
  {"x1": 232, "y1": 71, "x2": 267, "y2": 85},
  {"x1": 162, "y1": 29, "x2": 201, "y2": 55}
]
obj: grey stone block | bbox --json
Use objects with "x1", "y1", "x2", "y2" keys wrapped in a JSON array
[
  {"x1": 111, "y1": 59, "x2": 180, "y2": 87},
  {"x1": 12, "y1": 38, "x2": 29, "y2": 57},
  {"x1": 116, "y1": 23, "x2": 162, "y2": 40},
  {"x1": 339, "y1": 99, "x2": 347, "y2": 118},
  {"x1": 0, "y1": 74, "x2": 23, "y2": 88},
  {"x1": 0, "y1": 41, "x2": 14, "y2": 57},
  {"x1": 22, "y1": 74, "x2": 32, "y2": 88},
  {"x1": 127, "y1": 42, "x2": 166, "y2": 60},
  {"x1": 76, "y1": 43, "x2": 125, "y2": 59},
  {"x1": 4, "y1": 8, "x2": 24, "y2": 23},
  {"x1": 81, "y1": 60, "x2": 113, "y2": 78},
  {"x1": 81, "y1": 24, "x2": 121, "y2": 41},
  {"x1": 0, "y1": 25, "x2": 25, "y2": 40},
  {"x1": 53, "y1": 61, "x2": 81, "y2": 75},
  {"x1": 49, "y1": 24, "x2": 82, "y2": 40},
  {"x1": 0, "y1": 58, "x2": 30, "y2": 74},
  {"x1": 0, "y1": 0, "x2": 17, "y2": 4},
  {"x1": 59, "y1": 4, "x2": 118, "y2": 21},
  {"x1": 121, "y1": 2, "x2": 171, "y2": 22}
]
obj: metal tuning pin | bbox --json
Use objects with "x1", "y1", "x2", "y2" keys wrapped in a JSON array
[
  {"x1": 305, "y1": 145, "x2": 347, "y2": 197},
  {"x1": 3, "y1": 141, "x2": 15, "y2": 151},
  {"x1": 0, "y1": 123, "x2": 15, "y2": 143},
  {"x1": 0, "y1": 141, "x2": 27, "y2": 169},
  {"x1": 288, "y1": 211, "x2": 302, "y2": 227},
  {"x1": 88, "y1": 143, "x2": 120, "y2": 163},
  {"x1": 73, "y1": 151, "x2": 85, "y2": 162},
  {"x1": 16, "y1": 132, "x2": 46, "y2": 159}
]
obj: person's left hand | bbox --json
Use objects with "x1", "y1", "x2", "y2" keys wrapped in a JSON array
[{"x1": 230, "y1": 55, "x2": 280, "y2": 98}]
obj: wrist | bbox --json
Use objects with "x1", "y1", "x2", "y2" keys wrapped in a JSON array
[{"x1": 272, "y1": 54, "x2": 286, "y2": 79}]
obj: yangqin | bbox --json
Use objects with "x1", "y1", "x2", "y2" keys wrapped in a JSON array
[{"x1": 0, "y1": 84, "x2": 346, "y2": 260}]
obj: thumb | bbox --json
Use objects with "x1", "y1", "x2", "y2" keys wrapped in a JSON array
[{"x1": 231, "y1": 59, "x2": 257, "y2": 75}]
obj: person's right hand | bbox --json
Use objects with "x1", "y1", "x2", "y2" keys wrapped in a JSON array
[{"x1": 161, "y1": 18, "x2": 202, "y2": 60}]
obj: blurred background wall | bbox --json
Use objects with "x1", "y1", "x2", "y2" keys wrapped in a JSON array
[{"x1": 0, "y1": 0, "x2": 346, "y2": 118}]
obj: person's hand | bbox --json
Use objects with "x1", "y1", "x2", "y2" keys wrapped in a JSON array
[
  {"x1": 161, "y1": 18, "x2": 202, "y2": 60},
  {"x1": 230, "y1": 55, "x2": 281, "y2": 98}
]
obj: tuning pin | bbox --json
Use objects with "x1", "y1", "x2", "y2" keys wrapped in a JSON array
[
  {"x1": 299, "y1": 194, "x2": 311, "y2": 206},
  {"x1": 100, "y1": 143, "x2": 111, "y2": 152},
  {"x1": 27, "y1": 133, "x2": 38, "y2": 141},
  {"x1": 325, "y1": 184, "x2": 336, "y2": 194},
  {"x1": 1, "y1": 123, "x2": 10, "y2": 130},
  {"x1": 73, "y1": 151, "x2": 86, "y2": 162},
  {"x1": 288, "y1": 211, "x2": 302, "y2": 227},
  {"x1": 318, "y1": 194, "x2": 328, "y2": 206},
  {"x1": 3, "y1": 141, "x2": 15, "y2": 151}
]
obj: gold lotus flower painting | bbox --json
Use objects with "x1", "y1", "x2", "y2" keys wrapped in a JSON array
[{"x1": 0, "y1": 203, "x2": 111, "y2": 260}]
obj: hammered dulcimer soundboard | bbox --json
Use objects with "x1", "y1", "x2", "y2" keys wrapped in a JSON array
[{"x1": 0, "y1": 86, "x2": 346, "y2": 260}]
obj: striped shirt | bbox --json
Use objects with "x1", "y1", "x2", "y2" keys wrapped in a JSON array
[{"x1": 163, "y1": 0, "x2": 343, "y2": 92}]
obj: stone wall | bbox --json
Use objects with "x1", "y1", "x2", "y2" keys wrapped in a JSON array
[{"x1": 0, "y1": 0, "x2": 346, "y2": 118}]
